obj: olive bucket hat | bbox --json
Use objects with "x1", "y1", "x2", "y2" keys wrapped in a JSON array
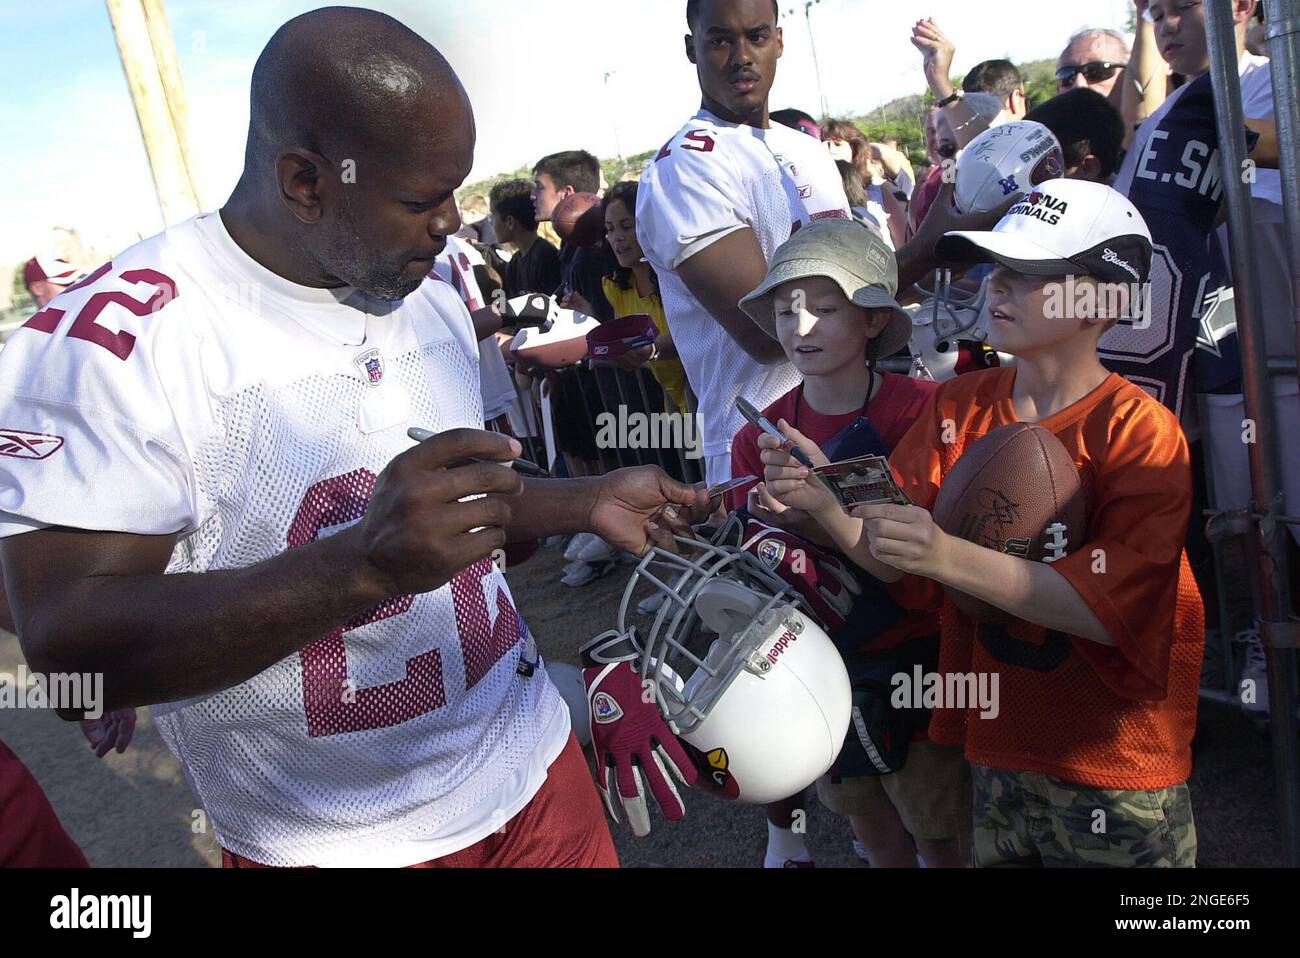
[{"x1": 738, "y1": 218, "x2": 912, "y2": 361}]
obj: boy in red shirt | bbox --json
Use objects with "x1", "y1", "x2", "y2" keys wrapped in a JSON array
[
  {"x1": 729, "y1": 218, "x2": 967, "y2": 869},
  {"x1": 761, "y1": 180, "x2": 1202, "y2": 867}
]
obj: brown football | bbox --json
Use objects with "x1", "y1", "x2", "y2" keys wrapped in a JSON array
[
  {"x1": 932, "y1": 422, "x2": 1087, "y2": 622},
  {"x1": 551, "y1": 192, "x2": 605, "y2": 247}
]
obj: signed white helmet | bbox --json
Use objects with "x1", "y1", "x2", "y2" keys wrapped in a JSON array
[
  {"x1": 602, "y1": 536, "x2": 852, "y2": 804},
  {"x1": 954, "y1": 120, "x2": 1065, "y2": 215}
]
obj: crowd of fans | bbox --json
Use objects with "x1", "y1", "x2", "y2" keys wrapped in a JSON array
[
  {"x1": 11, "y1": 0, "x2": 1293, "y2": 870},
  {"x1": 418, "y1": 0, "x2": 1296, "y2": 867}
]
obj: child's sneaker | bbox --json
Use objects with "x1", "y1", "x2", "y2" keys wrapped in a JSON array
[
  {"x1": 576, "y1": 536, "x2": 617, "y2": 563},
  {"x1": 562, "y1": 559, "x2": 617, "y2": 588},
  {"x1": 564, "y1": 532, "x2": 597, "y2": 562}
]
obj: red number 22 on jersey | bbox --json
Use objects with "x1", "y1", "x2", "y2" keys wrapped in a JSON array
[{"x1": 24, "y1": 262, "x2": 178, "y2": 362}]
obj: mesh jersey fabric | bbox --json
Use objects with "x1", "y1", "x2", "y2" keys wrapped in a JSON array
[
  {"x1": 636, "y1": 109, "x2": 851, "y2": 463},
  {"x1": 887, "y1": 368, "x2": 1203, "y2": 789},
  {"x1": 0, "y1": 213, "x2": 565, "y2": 865},
  {"x1": 1107, "y1": 73, "x2": 1239, "y2": 421}
]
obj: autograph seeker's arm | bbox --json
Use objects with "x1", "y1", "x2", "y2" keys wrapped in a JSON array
[
  {"x1": 3, "y1": 429, "x2": 707, "y2": 715},
  {"x1": 912, "y1": 18, "x2": 992, "y2": 149},
  {"x1": 759, "y1": 425, "x2": 1114, "y2": 645},
  {"x1": 895, "y1": 182, "x2": 1016, "y2": 293}
]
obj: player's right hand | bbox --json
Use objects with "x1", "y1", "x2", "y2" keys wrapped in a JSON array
[
  {"x1": 915, "y1": 182, "x2": 1019, "y2": 246},
  {"x1": 355, "y1": 428, "x2": 525, "y2": 597}
]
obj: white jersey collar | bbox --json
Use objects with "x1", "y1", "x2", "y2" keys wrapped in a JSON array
[
  {"x1": 197, "y1": 211, "x2": 371, "y2": 346},
  {"x1": 693, "y1": 107, "x2": 776, "y2": 133}
]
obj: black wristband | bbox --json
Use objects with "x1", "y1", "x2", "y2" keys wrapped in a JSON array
[{"x1": 935, "y1": 90, "x2": 963, "y2": 108}]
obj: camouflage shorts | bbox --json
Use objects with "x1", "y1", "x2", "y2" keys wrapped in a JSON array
[{"x1": 971, "y1": 765, "x2": 1197, "y2": 868}]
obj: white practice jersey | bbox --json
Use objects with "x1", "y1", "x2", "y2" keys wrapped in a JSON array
[
  {"x1": 0, "y1": 214, "x2": 567, "y2": 867},
  {"x1": 637, "y1": 109, "x2": 850, "y2": 464},
  {"x1": 1238, "y1": 53, "x2": 1282, "y2": 208},
  {"x1": 434, "y1": 235, "x2": 519, "y2": 422}
]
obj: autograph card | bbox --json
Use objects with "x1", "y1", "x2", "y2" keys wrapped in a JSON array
[{"x1": 813, "y1": 456, "x2": 911, "y2": 509}]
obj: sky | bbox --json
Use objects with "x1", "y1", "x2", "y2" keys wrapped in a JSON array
[{"x1": 0, "y1": 0, "x2": 1134, "y2": 265}]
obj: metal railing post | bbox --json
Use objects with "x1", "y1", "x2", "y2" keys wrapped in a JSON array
[{"x1": 1205, "y1": 0, "x2": 1300, "y2": 867}]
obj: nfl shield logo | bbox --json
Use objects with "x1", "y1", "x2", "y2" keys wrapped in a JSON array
[
  {"x1": 591, "y1": 692, "x2": 623, "y2": 725},
  {"x1": 757, "y1": 538, "x2": 786, "y2": 570},
  {"x1": 354, "y1": 349, "x2": 384, "y2": 387},
  {"x1": 999, "y1": 175, "x2": 1020, "y2": 196}
]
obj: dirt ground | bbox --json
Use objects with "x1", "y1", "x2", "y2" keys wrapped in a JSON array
[{"x1": 0, "y1": 539, "x2": 1288, "y2": 868}]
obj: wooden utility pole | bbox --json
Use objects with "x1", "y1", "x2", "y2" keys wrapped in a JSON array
[{"x1": 105, "y1": 0, "x2": 202, "y2": 225}]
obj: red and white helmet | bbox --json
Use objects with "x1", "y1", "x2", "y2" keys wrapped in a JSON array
[
  {"x1": 907, "y1": 271, "x2": 1014, "y2": 382},
  {"x1": 604, "y1": 534, "x2": 852, "y2": 804},
  {"x1": 509, "y1": 302, "x2": 597, "y2": 369}
]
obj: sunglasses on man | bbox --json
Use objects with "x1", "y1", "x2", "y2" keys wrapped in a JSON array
[{"x1": 1056, "y1": 61, "x2": 1127, "y2": 87}]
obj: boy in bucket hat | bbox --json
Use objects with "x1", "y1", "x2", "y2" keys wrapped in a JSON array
[
  {"x1": 760, "y1": 180, "x2": 1204, "y2": 867},
  {"x1": 727, "y1": 219, "x2": 969, "y2": 869}
]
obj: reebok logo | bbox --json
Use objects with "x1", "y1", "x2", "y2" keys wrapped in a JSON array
[{"x1": 0, "y1": 429, "x2": 64, "y2": 460}]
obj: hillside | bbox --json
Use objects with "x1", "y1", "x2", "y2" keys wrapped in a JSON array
[{"x1": 457, "y1": 59, "x2": 1057, "y2": 202}]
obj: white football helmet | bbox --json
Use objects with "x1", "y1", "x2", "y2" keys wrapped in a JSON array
[
  {"x1": 595, "y1": 534, "x2": 852, "y2": 805},
  {"x1": 907, "y1": 271, "x2": 1013, "y2": 382},
  {"x1": 954, "y1": 120, "x2": 1065, "y2": 215}
]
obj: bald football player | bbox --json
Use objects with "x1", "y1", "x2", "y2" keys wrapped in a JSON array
[{"x1": 0, "y1": 7, "x2": 706, "y2": 868}]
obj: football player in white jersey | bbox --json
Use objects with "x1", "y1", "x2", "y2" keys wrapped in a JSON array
[
  {"x1": 0, "y1": 8, "x2": 708, "y2": 869},
  {"x1": 636, "y1": 0, "x2": 851, "y2": 489},
  {"x1": 636, "y1": 0, "x2": 854, "y2": 870}
]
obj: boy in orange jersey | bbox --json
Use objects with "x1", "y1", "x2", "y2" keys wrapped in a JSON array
[{"x1": 761, "y1": 179, "x2": 1202, "y2": 867}]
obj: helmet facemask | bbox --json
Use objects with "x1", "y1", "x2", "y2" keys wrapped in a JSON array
[{"x1": 616, "y1": 535, "x2": 810, "y2": 736}]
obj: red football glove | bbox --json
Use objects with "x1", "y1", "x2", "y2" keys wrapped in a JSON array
[
  {"x1": 580, "y1": 631, "x2": 698, "y2": 837},
  {"x1": 736, "y1": 518, "x2": 862, "y2": 633}
]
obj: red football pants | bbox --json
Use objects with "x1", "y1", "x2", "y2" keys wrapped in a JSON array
[
  {"x1": 0, "y1": 739, "x2": 90, "y2": 868},
  {"x1": 222, "y1": 734, "x2": 618, "y2": 868}
]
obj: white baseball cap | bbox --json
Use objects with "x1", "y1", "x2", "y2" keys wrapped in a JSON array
[{"x1": 936, "y1": 178, "x2": 1153, "y2": 286}]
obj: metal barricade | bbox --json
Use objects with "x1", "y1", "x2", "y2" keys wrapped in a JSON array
[
  {"x1": 1205, "y1": 0, "x2": 1300, "y2": 866},
  {"x1": 505, "y1": 359, "x2": 703, "y2": 486}
]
